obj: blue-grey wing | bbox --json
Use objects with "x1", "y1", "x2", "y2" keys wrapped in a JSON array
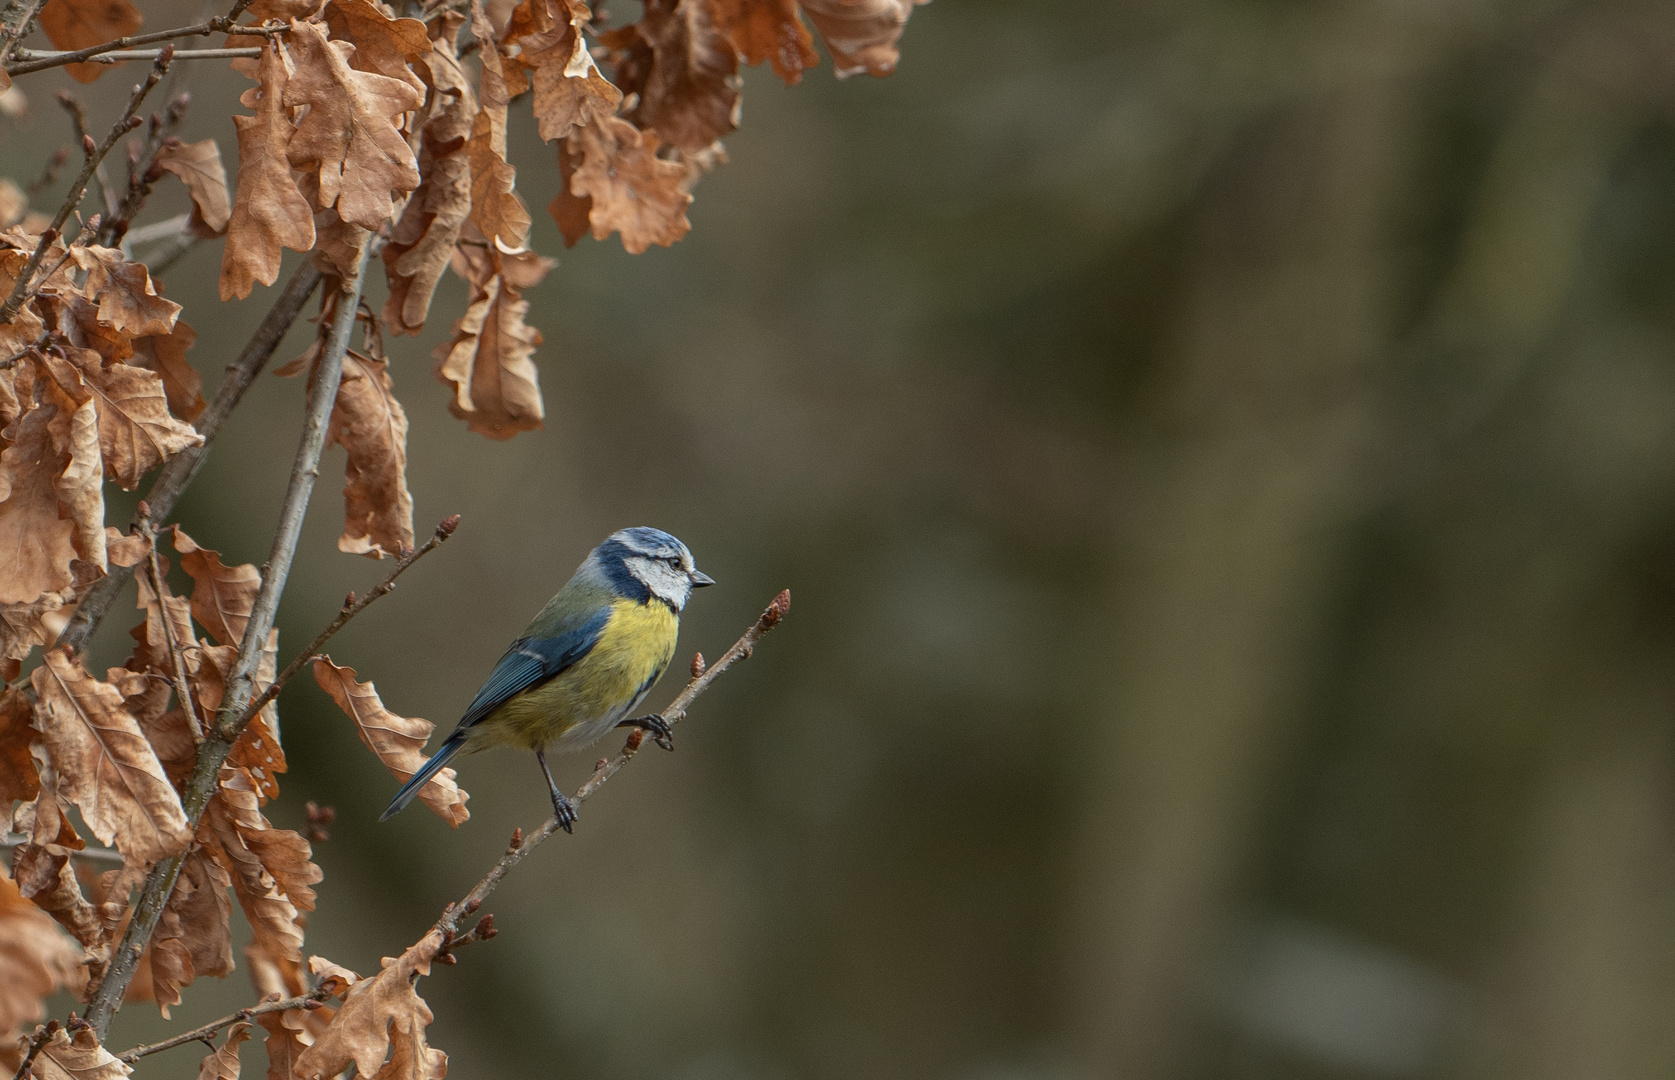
[{"x1": 453, "y1": 606, "x2": 611, "y2": 731}]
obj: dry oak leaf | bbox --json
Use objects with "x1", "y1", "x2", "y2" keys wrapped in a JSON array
[
  {"x1": 0, "y1": 594, "x2": 71, "y2": 667},
  {"x1": 148, "y1": 848, "x2": 236, "y2": 1018},
  {"x1": 250, "y1": 945, "x2": 338, "y2": 1079},
  {"x1": 466, "y1": 0, "x2": 531, "y2": 250},
  {"x1": 567, "y1": 115, "x2": 693, "y2": 252},
  {"x1": 0, "y1": 687, "x2": 40, "y2": 803},
  {"x1": 202, "y1": 767, "x2": 320, "y2": 965},
  {"x1": 38, "y1": 0, "x2": 143, "y2": 83},
  {"x1": 32, "y1": 1027, "x2": 130, "y2": 1080},
  {"x1": 197, "y1": 1022, "x2": 253, "y2": 1080},
  {"x1": 311, "y1": 658, "x2": 469, "y2": 825},
  {"x1": 171, "y1": 526, "x2": 261, "y2": 648},
  {"x1": 710, "y1": 0, "x2": 818, "y2": 83},
  {"x1": 130, "y1": 320, "x2": 205, "y2": 423},
  {"x1": 513, "y1": 0, "x2": 623, "y2": 143},
  {"x1": 0, "y1": 404, "x2": 78, "y2": 605},
  {"x1": 55, "y1": 395, "x2": 106, "y2": 569},
  {"x1": 292, "y1": 930, "x2": 444, "y2": 1080},
  {"x1": 330, "y1": 352, "x2": 413, "y2": 559},
  {"x1": 49, "y1": 349, "x2": 202, "y2": 492},
  {"x1": 30, "y1": 650, "x2": 192, "y2": 865},
  {"x1": 155, "y1": 139, "x2": 232, "y2": 235},
  {"x1": 798, "y1": 0, "x2": 923, "y2": 78},
  {"x1": 11, "y1": 841, "x2": 102, "y2": 948},
  {"x1": 222, "y1": 43, "x2": 317, "y2": 301},
  {"x1": 615, "y1": 0, "x2": 740, "y2": 153},
  {"x1": 431, "y1": 253, "x2": 550, "y2": 440},
  {"x1": 0, "y1": 874, "x2": 83, "y2": 1038},
  {"x1": 129, "y1": 567, "x2": 197, "y2": 684},
  {"x1": 322, "y1": 0, "x2": 431, "y2": 98},
  {"x1": 284, "y1": 19, "x2": 424, "y2": 231},
  {"x1": 69, "y1": 246, "x2": 182, "y2": 338}
]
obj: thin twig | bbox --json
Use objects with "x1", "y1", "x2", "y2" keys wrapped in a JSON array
[
  {"x1": 3, "y1": 4, "x2": 276, "y2": 77},
  {"x1": 139, "y1": 514, "x2": 204, "y2": 743},
  {"x1": 112, "y1": 989, "x2": 330, "y2": 1063},
  {"x1": 435, "y1": 589, "x2": 791, "y2": 941},
  {"x1": 81, "y1": 247, "x2": 374, "y2": 1041},
  {"x1": 54, "y1": 260, "x2": 324, "y2": 655},
  {"x1": 0, "y1": 48, "x2": 172, "y2": 325},
  {"x1": 54, "y1": 92, "x2": 115, "y2": 220},
  {"x1": 239, "y1": 514, "x2": 461, "y2": 729},
  {"x1": 119, "y1": 211, "x2": 189, "y2": 248},
  {"x1": 15, "y1": 46, "x2": 263, "y2": 64},
  {"x1": 11, "y1": 1020, "x2": 57, "y2": 1080},
  {"x1": 0, "y1": 836, "x2": 124, "y2": 863}
]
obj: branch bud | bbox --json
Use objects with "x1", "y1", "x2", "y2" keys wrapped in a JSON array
[
  {"x1": 80, "y1": 134, "x2": 95, "y2": 156},
  {"x1": 437, "y1": 513, "x2": 460, "y2": 538},
  {"x1": 760, "y1": 589, "x2": 791, "y2": 630},
  {"x1": 690, "y1": 652, "x2": 706, "y2": 678},
  {"x1": 624, "y1": 729, "x2": 645, "y2": 752}
]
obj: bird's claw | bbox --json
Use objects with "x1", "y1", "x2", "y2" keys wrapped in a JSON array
[
  {"x1": 551, "y1": 790, "x2": 577, "y2": 834},
  {"x1": 618, "y1": 713, "x2": 674, "y2": 751}
]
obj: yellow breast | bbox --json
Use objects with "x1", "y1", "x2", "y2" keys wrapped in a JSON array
[{"x1": 472, "y1": 598, "x2": 679, "y2": 752}]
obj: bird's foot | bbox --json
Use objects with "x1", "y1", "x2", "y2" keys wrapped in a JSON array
[
  {"x1": 550, "y1": 789, "x2": 577, "y2": 834},
  {"x1": 618, "y1": 714, "x2": 674, "y2": 751}
]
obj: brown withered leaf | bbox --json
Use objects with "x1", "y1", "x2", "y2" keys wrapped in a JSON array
[
  {"x1": 130, "y1": 566, "x2": 197, "y2": 681},
  {"x1": 292, "y1": 930, "x2": 443, "y2": 1080},
  {"x1": 149, "y1": 848, "x2": 235, "y2": 1018},
  {"x1": 0, "y1": 874, "x2": 83, "y2": 1039},
  {"x1": 431, "y1": 251, "x2": 551, "y2": 440},
  {"x1": 373, "y1": 1016, "x2": 449, "y2": 1080},
  {"x1": 518, "y1": 4, "x2": 622, "y2": 143},
  {"x1": 615, "y1": 0, "x2": 740, "y2": 152},
  {"x1": 0, "y1": 595, "x2": 70, "y2": 666},
  {"x1": 31, "y1": 650, "x2": 192, "y2": 865},
  {"x1": 222, "y1": 43, "x2": 316, "y2": 301},
  {"x1": 465, "y1": 0, "x2": 530, "y2": 251},
  {"x1": 550, "y1": 137, "x2": 590, "y2": 246},
  {"x1": 249, "y1": 943, "x2": 338, "y2": 1080},
  {"x1": 230, "y1": 713, "x2": 286, "y2": 804},
  {"x1": 59, "y1": 351, "x2": 201, "y2": 492},
  {"x1": 12, "y1": 841, "x2": 102, "y2": 948},
  {"x1": 322, "y1": 0, "x2": 431, "y2": 97},
  {"x1": 567, "y1": 115, "x2": 693, "y2": 253},
  {"x1": 197, "y1": 1022, "x2": 252, "y2": 1080},
  {"x1": 311, "y1": 659, "x2": 469, "y2": 826},
  {"x1": 171, "y1": 526, "x2": 261, "y2": 648},
  {"x1": 39, "y1": 0, "x2": 143, "y2": 83},
  {"x1": 710, "y1": 0, "x2": 818, "y2": 83},
  {"x1": 155, "y1": 139, "x2": 232, "y2": 235},
  {"x1": 0, "y1": 404, "x2": 77, "y2": 605},
  {"x1": 32, "y1": 1027, "x2": 130, "y2": 1080},
  {"x1": 54, "y1": 395, "x2": 106, "y2": 570},
  {"x1": 69, "y1": 246, "x2": 182, "y2": 338},
  {"x1": 110, "y1": 666, "x2": 195, "y2": 792},
  {"x1": 0, "y1": 687, "x2": 39, "y2": 803},
  {"x1": 130, "y1": 321, "x2": 205, "y2": 423},
  {"x1": 104, "y1": 527, "x2": 150, "y2": 569},
  {"x1": 799, "y1": 0, "x2": 921, "y2": 78},
  {"x1": 285, "y1": 19, "x2": 424, "y2": 231},
  {"x1": 330, "y1": 353, "x2": 413, "y2": 559},
  {"x1": 202, "y1": 767, "x2": 320, "y2": 966}
]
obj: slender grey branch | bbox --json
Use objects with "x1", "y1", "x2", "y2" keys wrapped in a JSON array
[
  {"x1": 3, "y1": 2, "x2": 274, "y2": 77},
  {"x1": 0, "y1": 48, "x2": 172, "y2": 325},
  {"x1": 140, "y1": 516, "x2": 204, "y2": 743},
  {"x1": 239, "y1": 514, "x2": 461, "y2": 729},
  {"x1": 80, "y1": 249, "x2": 372, "y2": 1040},
  {"x1": 14, "y1": 46, "x2": 262, "y2": 64},
  {"x1": 435, "y1": 589, "x2": 791, "y2": 941},
  {"x1": 0, "y1": 0, "x2": 48, "y2": 69},
  {"x1": 0, "y1": 835, "x2": 123, "y2": 863},
  {"x1": 55, "y1": 261, "x2": 323, "y2": 655},
  {"x1": 113, "y1": 988, "x2": 329, "y2": 1063}
]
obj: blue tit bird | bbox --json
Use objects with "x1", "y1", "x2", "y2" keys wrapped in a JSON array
[{"x1": 380, "y1": 527, "x2": 714, "y2": 831}]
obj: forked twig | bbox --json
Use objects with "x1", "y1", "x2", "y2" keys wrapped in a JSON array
[
  {"x1": 239, "y1": 514, "x2": 461, "y2": 729},
  {"x1": 3, "y1": 1, "x2": 274, "y2": 77}
]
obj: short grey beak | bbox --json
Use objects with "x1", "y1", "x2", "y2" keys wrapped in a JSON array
[{"x1": 690, "y1": 570, "x2": 716, "y2": 587}]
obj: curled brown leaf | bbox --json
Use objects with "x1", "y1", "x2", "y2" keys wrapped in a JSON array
[
  {"x1": 222, "y1": 43, "x2": 317, "y2": 301},
  {"x1": 330, "y1": 353, "x2": 413, "y2": 559}
]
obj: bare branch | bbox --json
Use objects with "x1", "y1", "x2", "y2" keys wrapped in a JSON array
[
  {"x1": 55, "y1": 260, "x2": 324, "y2": 655},
  {"x1": 113, "y1": 989, "x2": 330, "y2": 1063},
  {"x1": 0, "y1": 835, "x2": 123, "y2": 862},
  {"x1": 239, "y1": 513, "x2": 461, "y2": 728},
  {"x1": 138, "y1": 511, "x2": 204, "y2": 743},
  {"x1": 54, "y1": 91, "x2": 116, "y2": 219},
  {"x1": 3, "y1": 4, "x2": 277, "y2": 77},
  {"x1": 16, "y1": 46, "x2": 263, "y2": 65},
  {"x1": 80, "y1": 246, "x2": 377, "y2": 1040},
  {"x1": 0, "y1": 0, "x2": 49, "y2": 69},
  {"x1": 11, "y1": 1020, "x2": 58, "y2": 1080},
  {"x1": 0, "y1": 47, "x2": 173, "y2": 325},
  {"x1": 435, "y1": 590, "x2": 791, "y2": 941}
]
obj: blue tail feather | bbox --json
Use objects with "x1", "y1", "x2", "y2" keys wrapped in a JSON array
[{"x1": 380, "y1": 731, "x2": 468, "y2": 821}]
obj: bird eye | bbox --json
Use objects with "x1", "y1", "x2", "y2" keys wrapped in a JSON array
[{"x1": 667, "y1": 556, "x2": 682, "y2": 569}]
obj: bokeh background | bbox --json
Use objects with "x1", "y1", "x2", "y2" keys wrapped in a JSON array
[{"x1": 12, "y1": 0, "x2": 1675, "y2": 1076}]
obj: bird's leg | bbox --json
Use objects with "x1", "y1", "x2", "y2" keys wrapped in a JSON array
[
  {"x1": 617, "y1": 714, "x2": 674, "y2": 751},
  {"x1": 535, "y1": 747, "x2": 577, "y2": 833}
]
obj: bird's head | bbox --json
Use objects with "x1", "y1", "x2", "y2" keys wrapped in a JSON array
[{"x1": 591, "y1": 527, "x2": 714, "y2": 612}]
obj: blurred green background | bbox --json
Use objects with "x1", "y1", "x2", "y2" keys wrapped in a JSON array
[{"x1": 15, "y1": 0, "x2": 1675, "y2": 1076}]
